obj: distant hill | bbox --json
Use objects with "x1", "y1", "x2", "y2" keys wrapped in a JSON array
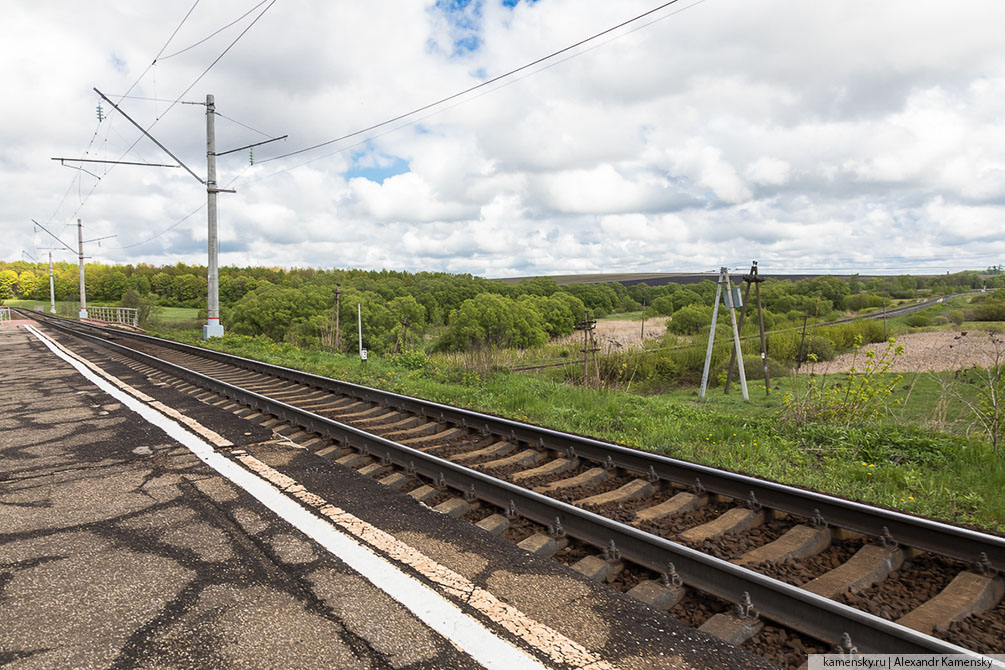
[{"x1": 493, "y1": 272, "x2": 882, "y2": 287}]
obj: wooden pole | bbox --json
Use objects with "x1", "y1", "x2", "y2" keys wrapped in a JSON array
[
  {"x1": 641, "y1": 298, "x2": 646, "y2": 341},
  {"x1": 796, "y1": 311, "x2": 809, "y2": 370},
  {"x1": 754, "y1": 266, "x2": 770, "y2": 394}
]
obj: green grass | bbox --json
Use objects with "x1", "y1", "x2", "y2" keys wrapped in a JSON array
[
  {"x1": 169, "y1": 332, "x2": 1005, "y2": 532},
  {"x1": 151, "y1": 306, "x2": 200, "y2": 322}
]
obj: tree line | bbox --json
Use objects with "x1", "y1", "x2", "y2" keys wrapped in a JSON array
[{"x1": 1, "y1": 259, "x2": 1001, "y2": 355}]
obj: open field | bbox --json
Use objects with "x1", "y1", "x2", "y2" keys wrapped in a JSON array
[
  {"x1": 801, "y1": 328, "x2": 1004, "y2": 375},
  {"x1": 554, "y1": 316, "x2": 667, "y2": 350},
  {"x1": 151, "y1": 306, "x2": 200, "y2": 323},
  {"x1": 493, "y1": 272, "x2": 888, "y2": 286}
]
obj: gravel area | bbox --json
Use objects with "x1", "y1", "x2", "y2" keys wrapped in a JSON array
[
  {"x1": 743, "y1": 623, "x2": 830, "y2": 670},
  {"x1": 800, "y1": 329, "x2": 1003, "y2": 374},
  {"x1": 935, "y1": 587, "x2": 1005, "y2": 654},
  {"x1": 751, "y1": 540, "x2": 863, "y2": 586},
  {"x1": 837, "y1": 552, "x2": 966, "y2": 620}
]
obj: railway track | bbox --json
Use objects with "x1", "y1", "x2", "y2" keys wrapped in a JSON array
[{"x1": 21, "y1": 310, "x2": 1005, "y2": 668}]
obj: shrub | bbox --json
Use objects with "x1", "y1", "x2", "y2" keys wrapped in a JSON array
[
  {"x1": 668, "y1": 304, "x2": 713, "y2": 335},
  {"x1": 949, "y1": 311, "x2": 965, "y2": 326},
  {"x1": 905, "y1": 314, "x2": 932, "y2": 328},
  {"x1": 437, "y1": 293, "x2": 548, "y2": 351},
  {"x1": 976, "y1": 302, "x2": 1005, "y2": 321},
  {"x1": 711, "y1": 355, "x2": 790, "y2": 385},
  {"x1": 805, "y1": 335, "x2": 836, "y2": 362},
  {"x1": 781, "y1": 338, "x2": 905, "y2": 426},
  {"x1": 818, "y1": 320, "x2": 886, "y2": 349},
  {"x1": 394, "y1": 350, "x2": 429, "y2": 371},
  {"x1": 842, "y1": 293, "x2": 885, "y2": 311}
]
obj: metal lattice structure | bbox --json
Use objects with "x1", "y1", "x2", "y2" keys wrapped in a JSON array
[{"x1": 85, "y1": 306, "x2": 138, "y2": 327}]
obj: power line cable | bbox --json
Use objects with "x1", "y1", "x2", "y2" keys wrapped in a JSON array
[
  {"x1": 214, "y1": 111, "x2": 276, "y2": 139},
  {"x1": 46, "y1": 0, "x2": 202, "y2": 234},
  {"x1": 158, "y1": 0, "x2": 272, "y2": 60},
  {"x1": 258, "y1": 0, "x2": 689, "y2": 165},
  {"x1": 48, "y1": 0, "x2": 278, "y2": 239},
  {"x1": 103, "y1": 164, "x2": 250, "y2": 251},
  {"x1": 233, "y1": 0, "x2": 705, "y2": 187}
]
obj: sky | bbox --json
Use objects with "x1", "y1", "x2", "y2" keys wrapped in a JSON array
[{"x1": 3, "y1": 0, "x2": 1005, "y2": 278}]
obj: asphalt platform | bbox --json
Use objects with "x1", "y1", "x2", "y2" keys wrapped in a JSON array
[{"x1": 0, "y1": 322, "x2": 776, "y2": 670}]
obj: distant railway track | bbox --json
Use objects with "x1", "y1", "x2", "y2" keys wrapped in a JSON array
[{"x1": 20, "y1": 309, "x2": 1003, "y2": 667}]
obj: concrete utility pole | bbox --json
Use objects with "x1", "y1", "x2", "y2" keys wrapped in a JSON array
[
  {"x1": 699, "y1": 267, "x2": 748, "y2": 401},
  {"x1": 334, "y1": 284, "x2": 342, "y2": 350},
  {"x1": 86, "y1": 88, "x2": 284, "y2": 339},
  {"x1": 48, "y1": 252, "x2": 55, "y2": 314},
  {"x1": 77, "y1": 219, "x2": 88, "y2": 319},
  {"x1": 203, "y1": 94, "x2": 224, "y2": 338},
  {"x1": 724, "y1": 273, "x2": 749, "y2": 401},
  {"x1": 357, "y1": 303, "x2": 366, "y2": 361}
]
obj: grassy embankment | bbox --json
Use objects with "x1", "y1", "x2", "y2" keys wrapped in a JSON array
[{"x1": 165, "y1": 329, "x2": 1005, "y2": 533}]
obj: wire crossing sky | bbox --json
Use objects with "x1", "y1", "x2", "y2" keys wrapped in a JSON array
[{"x1": 4, "y1": 0, "x2": 1005, "y2": 277}]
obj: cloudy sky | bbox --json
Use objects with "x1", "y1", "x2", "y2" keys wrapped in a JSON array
[{"x1": 4, "y1": 0, "x2": 1005, "y2": 277}]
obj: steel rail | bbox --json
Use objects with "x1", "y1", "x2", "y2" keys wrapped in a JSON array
[
  {"x1": 33, "y1": 313, "x2": 983, "y2": 656},
  {"x1": 28, "y1": 310, "x2": 1004, "y2": 574}
]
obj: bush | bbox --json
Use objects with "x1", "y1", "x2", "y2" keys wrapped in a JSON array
[
  {"x1": 818, "y1": 320, "x2": 886, "y2": 349},
  {"x1": 599, "y1": 349, "x2": 679, "y2": 388},
  {"x1": 976, "y1": 302, "x2": 1005, "y2": 321},
  {"x1": 842, "y1": 293, "x2": 885, "y2": 311},
  {"x1": 437, "y1": 293, "x2": 548, "y2": 351},
  {"x1": 805, "y1": 335, "x2": 836, "y2": 362},
  {"x1": 905, "y1": 314, "x2": 932, "y2": 328},
  {"x1": 711, "y1": 355, "x2": 790, "y2": 385},
  {"x1": 766, "y1": 331, "x2": 802, "y2": 363},
  {"x1": 394, "y1": 350, "x2": 429, "y2": 371},
  {"x1": 949, "y1": 311, "x2": 965, "y2": 326},
  {"x1": 668, "y1": 304, "x2": 713, "y2": 335}
]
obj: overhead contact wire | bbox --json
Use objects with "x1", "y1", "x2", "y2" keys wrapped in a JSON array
[{"x1": 259, "y1": 0, "x2": 687, "y2": 164}]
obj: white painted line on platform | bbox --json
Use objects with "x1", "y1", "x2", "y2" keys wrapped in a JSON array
[
  {"x1": 235, "y1": 452, "x2": 619, "y2": 670},
  {"x1": 24, "y1": 325, "x2": 556, "y2": 670}
]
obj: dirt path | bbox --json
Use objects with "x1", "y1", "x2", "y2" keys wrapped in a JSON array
[{"x1": 800, "y1": 330, "x2": 1004, "y2": 374}]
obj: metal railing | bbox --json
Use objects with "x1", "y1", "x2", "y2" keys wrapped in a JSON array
[{"x1": 85, "y1": 306, "x2": 138, "y2": 327}]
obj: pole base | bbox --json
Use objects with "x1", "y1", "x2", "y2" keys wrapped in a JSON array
[
  {"x1": 79, "y1": 309, "x2": 88, "y2": 319},
  {"x1": 203, "y1": 322, "x2": 225, "y2": 339}
]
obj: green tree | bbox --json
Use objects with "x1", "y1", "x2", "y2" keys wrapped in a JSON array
[
  {"x1": 387, "y1": 295, "x2": 427, "y2": 351},
  {"x1": 438, "y1": 294, "x2": 548, "y2": 351},
  {"x1": 17, "y1": 271, "x2": 37, "y2": 299},
  {"x1": 95, "y1": 270, "x2": 128, "y2": 302},
  {"x1": 229, "y1": 284, "x2": 330, "y2": 341},
  {"x1": 150, "y1": 272, "x2": 173, "y2": 299},
  {"x1": 172, "y1": 274, "x2": 205, "y2": 306},
  {"x1": 668, "y1": 304, "x2": 713, "y2": 335},
  {"x1": 0, "y1": 269, "x2": 17, "y2": 300}
]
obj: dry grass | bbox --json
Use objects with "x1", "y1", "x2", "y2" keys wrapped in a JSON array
[
  {"x1": 800, "y1": 330, "x2": 1003, "y2": 375},
  {"x1": 553, "y1": 318, "x2": 667, "y2": 353}
]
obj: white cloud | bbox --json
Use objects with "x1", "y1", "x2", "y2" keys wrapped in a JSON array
[{"x1": 4, "y1": 0, "x2": 1005, "y2": 277}]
